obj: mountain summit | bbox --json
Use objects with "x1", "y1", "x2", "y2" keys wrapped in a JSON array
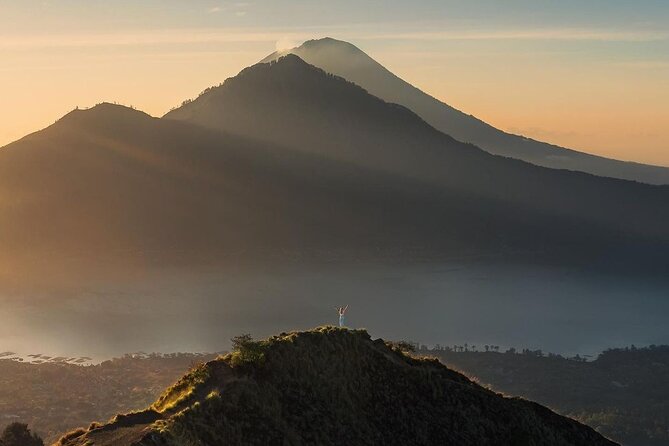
[
  {"x1": 165, "y1": 54, "x2": 669, "y2": 269},
  {"x1": 260, "y1": 37, "x2": 669, "y2": 185},
  {"x1": 57, "y1": 327, "x2": 618, "y2": 446}
]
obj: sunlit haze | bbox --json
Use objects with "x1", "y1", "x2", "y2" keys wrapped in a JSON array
[
  {"x1": 3, "y1": 4, "x2": 669, "y2": 445},
  {"x1": 1, "y1": 0, "x2": 667, "y2": 165}
]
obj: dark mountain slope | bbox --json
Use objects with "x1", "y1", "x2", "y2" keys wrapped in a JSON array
[
  {"x1": 0, "y1": 104, "x2": 456, "y2": 269},
  {"x1": 165, "y1": 55, "x2": 669, "y2": 266},
  {"x1": 0, "y1": 103, "x2": 583, "y2": 278},
  {"x1": 260, "y1": 38, "x2": 669, "y2": 185},
  {"x1": 57, "y1": 327, "x2": 618, "y2": 446}
]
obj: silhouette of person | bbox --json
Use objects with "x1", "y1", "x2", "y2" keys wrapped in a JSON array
[{"x1": 336, "y1": 305, "x2": 348, "y2": 327}]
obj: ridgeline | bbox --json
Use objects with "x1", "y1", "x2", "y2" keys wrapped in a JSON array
[{"x1": 57, "y1": 327, "x2": 616, "y2": 446}]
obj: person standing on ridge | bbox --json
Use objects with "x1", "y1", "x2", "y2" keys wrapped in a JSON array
[{"x1": 336, "y1": 305, "x2": 348, "y2": 327}]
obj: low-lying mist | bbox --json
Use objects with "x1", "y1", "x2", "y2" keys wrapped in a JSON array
[{"x1": 1, "y1": 261, "x2": 668, "y2": 360}]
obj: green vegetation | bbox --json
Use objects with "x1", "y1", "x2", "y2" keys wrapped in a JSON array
[
  {"x1": 0, "y1": 423, "x2": 44, "y2": 446},
  {"x1": 152, "y1": 362, "x2": 211, "y2": 413},
  {"x1": 429, "y1": 344, "x2": 669, "y2": 446},
  {"x1": 229, "y1": 333, "x2": 267, "y2": 367},
  {"x1": 57, "y1": 327, "x2": 614, "y2": 446},
  {"x1": 385, "y1": 340, "x2": 417, "y2": 354}
]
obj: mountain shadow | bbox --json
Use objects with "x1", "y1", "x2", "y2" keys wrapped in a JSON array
[
  {"x1": 165, "y1": 54, "x2": 669, "y2": 272},
  {"x1": 2, "y1": 102, "x2": 496, "y2": 277},
  {"x1": 56, "y1": 327, "x2": 619, "y2": 446},
  {"x1": 260, "y1": 37, "x2": 669, "y2": 185}
]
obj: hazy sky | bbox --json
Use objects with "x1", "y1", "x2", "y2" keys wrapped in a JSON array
[{"x1": 1, "y1": 0, "x2": 668, "y2": 165}]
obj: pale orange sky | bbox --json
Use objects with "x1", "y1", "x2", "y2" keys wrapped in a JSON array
[{"x1": 1, "y1": 1, "x2": 668, "y2": 166}]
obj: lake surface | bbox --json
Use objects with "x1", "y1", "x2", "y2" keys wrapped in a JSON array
[{"x1": 1, "y1": 261, "x2": 668, "y2": 360}]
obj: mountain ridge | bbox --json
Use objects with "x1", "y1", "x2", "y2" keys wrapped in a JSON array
[
  {"x1": 260, "y1": 37, "x2": 669, "y2": 185},
  {"x1": 56, "y1": 327, "x2": 619, "y2": 446},
  {"x1": 165, "y1": 54, "x2": 669, "y2": 243},
  {"x1": 0, "y1": 96, "x2": 536, "y2": 279}
]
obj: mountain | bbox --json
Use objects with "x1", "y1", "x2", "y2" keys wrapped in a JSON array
[
  {"x1": 165, "y1": 54, "x2": 669, "y2": 270},
  {"x1": 56, "y1": 327, "x2": 618, "y2": 446},
  {"x1": 260, "y1": 38, "x2": 669, "y2": 185},
  {"x1": 3, "y1": 55, "x2": 669, "y2": 279},
  {"x1": 1, "y1": 102, "x2": 480, "y2": 277},
  {"x1": 0, "y1": 99, "x2": 574, "y2": 279}
]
